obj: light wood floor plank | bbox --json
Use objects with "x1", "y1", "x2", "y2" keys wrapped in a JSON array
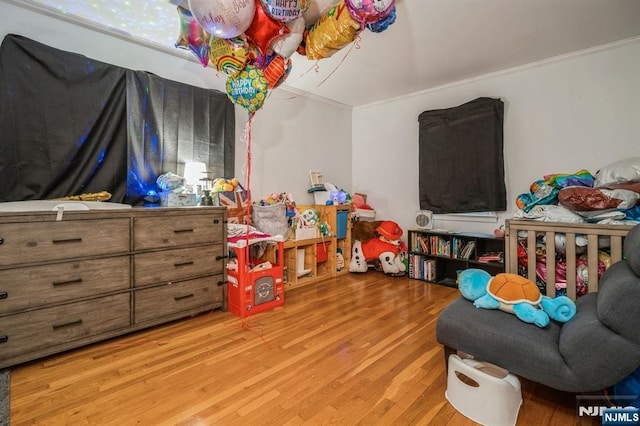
[{"x1": 10, "y1": 273, "x2": 578, "y2": 425}]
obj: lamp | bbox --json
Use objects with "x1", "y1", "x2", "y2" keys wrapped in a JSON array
[{"x1": 183, "y1": 161, "x2": 207, "y2": 189}]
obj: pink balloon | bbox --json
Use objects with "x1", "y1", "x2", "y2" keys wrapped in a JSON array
[
  {"x1": 345, "y1": 0, "x2": 394, "y2": 24},
  {"x1": 188, "y1": 0, "x2": 256, "y2": 39}
]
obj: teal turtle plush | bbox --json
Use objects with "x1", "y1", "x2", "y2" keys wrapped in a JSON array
[{"x1": 458, "y1": 269, "x2": 577, "y2": 328}]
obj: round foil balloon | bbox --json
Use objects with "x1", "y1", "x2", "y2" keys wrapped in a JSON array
[
  {"x1": 260, "y1": 0, "x2": 310, "y2": 22},
  {"x1": 226, "y1": 64, "x2": 268, "y2": 113},
  {"x1": 345, "y1": 0, "x2": 395, "y2": 24},
  {"x1": 175, "y1": 6, "x2": 210, "y2": 66},
  {"x1": 366, "y1": 5, "x2": 396, "y2": 32},
  {"x1": 188, "y1": 0, "x2": 256, "y2": 39},
  {"x1": 209, "y1": 36, "x2": 248, "y2": 77},
  {"x1": 271, "y1": 16, "x2": 305, "y2": 58}
]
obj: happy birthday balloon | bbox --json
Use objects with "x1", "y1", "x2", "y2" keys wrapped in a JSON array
[
  {"x1": 226, "y1": 64, "x2": 268, "y2": 113},
  {"x1": 345, "y1": 0, "x2": 395, "y2": 24},
  {"x1": 175, "y1": 6, "x2": 210, "y2": 66},
  {"x1": 209, "y1": 36, "x2": 248, "y2": 77},
  {"x1": 260, "y1": 0, "x2": 310, "y2": 22},
  {"x1": 188, "y1": 0, "x2": 256, "y2": 39},
  {"x1": 271, "y1": 16, "x2": 305, "y2": 58}
]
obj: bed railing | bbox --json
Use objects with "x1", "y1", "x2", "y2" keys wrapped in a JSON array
[{"x1": 505, "y1": 219, "x2": 633, "y2": 300}]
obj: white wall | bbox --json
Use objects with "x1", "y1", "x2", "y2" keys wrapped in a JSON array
[
  {"x1": 240, "y1": 95, "x2": 352, "y2": 205},
  {"x1": 0, "y1": 1, "x2": 352, "y2": 207},
  {"x1": 352, "y1": 37, "x2": 640, "y2": 236}
]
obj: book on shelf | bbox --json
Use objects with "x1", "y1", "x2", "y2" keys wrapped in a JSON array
[{"x1": 478, "y1": 251, "x2": 504, "y2": 263}]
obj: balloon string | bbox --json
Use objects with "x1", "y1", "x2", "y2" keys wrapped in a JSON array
[
  {"x1": 300, "y1": 60, "x2": 320, "y2": 77},
  {"x1": 243, "y1": 112, "x2": 254, "y2": 250},
  {"x1": 316, "y1": 34, "x2": 362, "y2": 88}
]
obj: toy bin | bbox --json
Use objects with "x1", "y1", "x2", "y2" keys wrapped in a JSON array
[
  {"x1": 227, "y1": 236, "x2": 284, "y2": 318},
  {"x1": 445, "y1": 354, "x2": 522, "y2": 426},
  {"x1": 336, "y1": 210, "x2": 348, "y2": 239},
  {"x1": 316, "y1": 241, "x2": 329, "y2": 263}
]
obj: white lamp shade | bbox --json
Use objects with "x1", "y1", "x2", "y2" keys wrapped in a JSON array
[{"x1": 183, "y1": 162, "x2": 207, "y2": 187}]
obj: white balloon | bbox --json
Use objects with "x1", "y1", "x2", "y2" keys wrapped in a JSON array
[
  {"x1": 188, "y1": 0, "x2": 256, "y2": 39},
  {"x1": 302, "y1": 0, "x2": 340, "y2": 26},
  {"x1": 271, "y1": 17, "x2": 305, "y2": 58}
]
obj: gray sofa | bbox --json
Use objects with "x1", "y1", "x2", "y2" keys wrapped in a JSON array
[{"x1": 436, "y1": 223, "x2": 640, "y2": 393}]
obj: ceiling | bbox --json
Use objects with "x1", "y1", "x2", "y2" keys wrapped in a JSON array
[{"x1": 20, "y1": 0, "x2": 640, "y2": 108}]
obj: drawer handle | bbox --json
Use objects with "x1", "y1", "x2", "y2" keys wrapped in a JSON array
[
  {"x1": 0, "y1": 237, "x2": 3, "y2": 245},
  {"x1": 52, "y1": 319, "x2": 83, "y2": 330},
  {"x1": 0, "y1": 291, "x2": 7, "y2": 299},
  {"x1": 174, "y1": 293, "x2": 194, "y2": 301},
  {"x1": 174, "y1": 261, "x2": 194, "y2": 268},
  {"x1": 0, "y1": 335, "x2": 7, "y2": 344},
  {"x1": 217, "y1": 281, "x2": 225, "y2": 287},
  {"x1": 52, "y1": 278, "x2": 83, "y2": 287},
  {"x1": 52, "y1": 237, "x2": 82, "y2": 244},
  {"x1": 213, "y1": 219, "x2": 219, "y2": 224},
  {"x1": 215, "y1": 255, "x2": 228, "y2": 261},
  {"x1": 173, "y1": 229, "x2": 194, "y2": 234}
]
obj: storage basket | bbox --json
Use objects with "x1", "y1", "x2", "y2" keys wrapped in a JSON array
[
  {"x1": 252, "y1": 203, "x2": 289, "y2": 238},
  {"x1": 336, "y1": 210, "x2": 348, "y2": 239},
  {"x1": 446, "y1": 354, "x2": 522, "y2": 426}
]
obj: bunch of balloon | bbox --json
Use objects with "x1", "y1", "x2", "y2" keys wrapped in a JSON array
[{"x1": 175, "y1": 0, "x2": 396, "y2": 113}]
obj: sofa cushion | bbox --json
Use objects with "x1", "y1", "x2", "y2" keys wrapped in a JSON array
[
  {"x1": 597, "y1": 261, "x2": 640, "y2": 346},
  {"x1": 562, "y1": 293, "x2": 640, "y2": 390},
  {"x1": 436, "y1": 297, "x2": 574, "y2": 391},
  {"x1": 437, "y1": 295, "x2": 640, "y2": 392}
]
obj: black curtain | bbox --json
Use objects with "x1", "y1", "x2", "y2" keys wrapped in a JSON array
[
  {"x1": 0, "y1": 34, "x2": 128, "y2": 202},
  {"x1": 418, "y1": 97, "x2": 506, "y2": 214},
  {"x1": 126, "y1": 71, "x2": 235, "y2": 205},
  {"x1": 0, "y1": 34, "x2": 235, "y2": 205}
]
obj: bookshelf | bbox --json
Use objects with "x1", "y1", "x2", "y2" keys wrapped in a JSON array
[{"x1": 408, "y1": 229, "x2": 504, "y2": 287}]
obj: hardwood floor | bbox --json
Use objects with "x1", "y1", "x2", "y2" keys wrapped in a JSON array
[{"x1": 10, "y1": 273, "x2": 578, "y2": 425}]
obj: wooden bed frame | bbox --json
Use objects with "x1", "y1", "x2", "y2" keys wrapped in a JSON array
[{"x1": 505, "y1": 219, "x2": 634, "y2": 300}]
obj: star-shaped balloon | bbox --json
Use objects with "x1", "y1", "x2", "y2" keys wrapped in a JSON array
[
  {"x1": 244, "y1": 1, "x2": 289, "y2": 56},
  {"x1": 175, "y1": 6, "x2": 210, "y2": 67}
]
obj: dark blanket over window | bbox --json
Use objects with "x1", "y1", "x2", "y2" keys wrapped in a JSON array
[
  {"x1": 0, "y1": 34, "x2": 235, "y2": 205},
  {"x1": 0, "y1": 34, "x2": 128, "y2": 202},
  {"x1": 418, "y1": 97, "x2": 506, "y2": 214},
  {"x1": 126, "y1": 71, "x2": 235, "y2": 205}
]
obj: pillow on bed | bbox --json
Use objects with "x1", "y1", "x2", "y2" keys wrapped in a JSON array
[
  {"x1": 559, "y1": 186, "x2": 639, "y2": 211},
  {"x1": 594, "y1": 157, "x2": 640, "y2": 187}
]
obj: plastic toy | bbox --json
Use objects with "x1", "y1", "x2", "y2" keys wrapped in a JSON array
[
  {"x1": 349, "y1": 220, "x2": 406, "y2": 276},
  {"x1": 458, "y1": 269, "x2": 576, "y2": 328}
]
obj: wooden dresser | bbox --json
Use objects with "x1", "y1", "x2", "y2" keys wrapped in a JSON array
[{"x1": 0, "y1": 206, "x2": 227, "y2": 368}]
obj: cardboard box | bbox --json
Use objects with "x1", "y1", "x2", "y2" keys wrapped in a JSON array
[
  {"x1": 160, "y1": 191, "x2": 196, "y2": 207},
  {"x1": 295, "y1": 226, "x2": 318, "y2": 240}
]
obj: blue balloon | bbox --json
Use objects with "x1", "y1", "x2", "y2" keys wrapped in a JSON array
[{"x1": 366, "y1": 6, "x2": 396, "y2": 33}]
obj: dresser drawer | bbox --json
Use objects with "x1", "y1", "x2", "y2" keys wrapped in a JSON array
[
  {"x1": 134, "y1": 275, "x2": 224, "y2": 323},
  {"x1": 133, "y1": 214, "x2": 224, "y2": 250},
  {"x1": 0, "y1": 256, "x2": 130, "y2": 315},
  {"x1": 0, "y1": 218, "x2": 130, "y2": 267},
  {"x1": 134, "y1": 245, "x2": 224, "y2": 287},
  {"x1": 0, "y1": 293, "x2": 130, "y2": 362}
]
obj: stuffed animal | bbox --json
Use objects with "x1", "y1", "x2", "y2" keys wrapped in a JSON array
[
  {"x1": 349, "y1": 220, "x2": 406, "y2": 276},
  {"x1": 458, "y1": 269, "x2": 576, "y2": 328}
]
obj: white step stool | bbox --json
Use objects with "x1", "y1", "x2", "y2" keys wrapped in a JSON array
[{"x1": 446, "y1": 354, "x2": 522, "y2": 426}]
